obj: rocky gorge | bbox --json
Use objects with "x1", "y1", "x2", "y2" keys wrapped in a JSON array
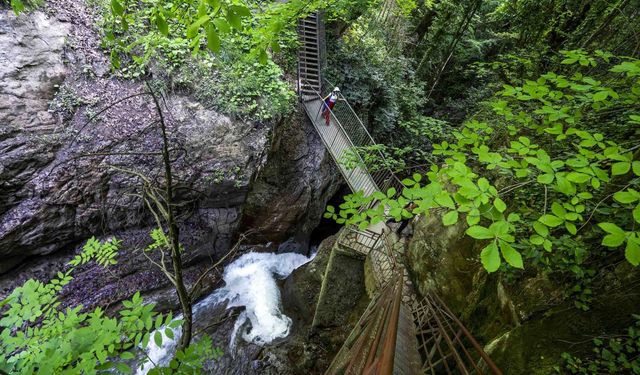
[
  {"x1": 2, "y1": 0, "x2": 640, "y2": 374},
  {"x1": 0, "y1": 2, "x2": 353, "y2": 373}
]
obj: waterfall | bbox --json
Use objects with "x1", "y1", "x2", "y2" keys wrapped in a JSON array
[{"x1": 137, "y1": 251, "x2": 314, "y2": 374}]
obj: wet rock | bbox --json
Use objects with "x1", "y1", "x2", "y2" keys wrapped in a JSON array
[
  {"x1": 0, "y1": 1, "x2": 339, "y2": 279},
  {"x1": 283, "y1": 235, "x2": 335, "y2": 325},
  {"x1": 239, "y1": 110, "x2": 342, "y2": 249},
  {"x1": 311, "y1": 246, "x2": 367, "y2": 329},
  {"x1": 406, "y1": 212, "x2": 640, "y2": 374},
  {"x1": 0, "y1": 11, "x2": 70, "y2": 132}
]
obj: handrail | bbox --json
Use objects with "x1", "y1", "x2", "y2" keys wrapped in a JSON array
[
  {"x1": 320, "y1": 78, "x2": 406, "y2": 195},
  {"x1": 300, "y1": 78, "x2": 379, "y2": 194}
]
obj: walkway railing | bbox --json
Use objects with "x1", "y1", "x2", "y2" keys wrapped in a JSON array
[
  {"x1": 300, "y1": 78, "x2": 404, "y2": 197},
  {"x1": 319, "y1": 78, "x2": 404, "y2": 194},
  {"x1": 328, "y1": 227, "x2": 503, "y2": 375}
]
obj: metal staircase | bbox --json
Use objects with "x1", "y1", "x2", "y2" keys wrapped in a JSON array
[{"x1": 298, "y1": 13, "x2": 322, "y2": 97}]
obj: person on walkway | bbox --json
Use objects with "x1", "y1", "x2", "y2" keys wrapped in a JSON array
[{"x1": 321, "y1": 87, "x2": 342, "y2": 126}]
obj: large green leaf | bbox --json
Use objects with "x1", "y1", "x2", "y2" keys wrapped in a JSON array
[
  {"x1": 493, "y1": 197, "x2": 507, "y2": 213},
  {"x1": 613, "y1": 190, "x2": 639, "y2": 204},
  {"x1": 538, "y1": 214, "x2": 563, "y2": 227},
  {"x1": 612, "y1": 162, "x2": 631, "y2": 175},
  {"x1": 566, "y1": 172, "x2": 590, "y2": 183},
  {"x1": 435, "y1": 192, "x2": 455, "y2": 209},
  {"x1": 626, "y1": 237, "x2": 640, "y2": 266},
  {"x1": 213, "y1": 18, "x2": 231, "y2": 33},
  {"x1": 598, "y1": 222, "x2": 625, "y2": 234},
  {"x1": 480, "y1": 242, "x2": 500, "y2": 272},
  {"x1": 442, "y1": 211, "x2": 458, "y2": 226},
  {"x1": 602, "y1": 233, "x2": 626, "y2": 247},
  {"x1": 499, "y1": 241, "x2": 523, "y2": 269},
  {"x1": 155, "y1": 14, "x2": 169, "y2": 36},
  {"x1": 111, "y1": 0, "x2": 124, "y2": 16},
  {"x1": 227, "y1": 9, "x2": 242, "y2": 30},
  {"x1": 533, "y1": 222, "x2": 549, "y2": 237},
  {"x1": 537, "y1": 173, "x2": 554, "y2": 184},
  {"x1": 206, "y1": 24, "x2": 220, "y2": 53},
  {"x1": 154, "y1": 331, "x2": 163, "y2": 347},
  {"x1": 466, "y1": 225, "x2": 493, "y2": 239},
  {"x1": 186, "y1": 15, "x2": 210, "y2": 39}
]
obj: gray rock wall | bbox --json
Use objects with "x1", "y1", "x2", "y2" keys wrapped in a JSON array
[{"x1": 0, "y1": 3, "x2": 340, "y2": 310}]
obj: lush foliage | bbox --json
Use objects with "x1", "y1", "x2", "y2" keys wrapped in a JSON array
[
  {"x1": 327, "y1": 52, "x2": 640, "y2": 278},
  {"x1": 557, "y1": 315, "x2": 640, "y2": 374},
  {"x1": 4, "y1": 0, "x2": 42, "y2": 14},
  {"x1": 0, "y1": 237, "x2": 218, "y2": 374}
]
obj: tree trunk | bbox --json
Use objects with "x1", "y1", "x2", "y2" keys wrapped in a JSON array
[{"x1": 148, "y1": 84, "x2": 193, "y2": 350}]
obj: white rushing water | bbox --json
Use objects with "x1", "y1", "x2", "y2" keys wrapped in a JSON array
[{"x1": 137, "y1": 251, "x2": 314, "y2": 374}]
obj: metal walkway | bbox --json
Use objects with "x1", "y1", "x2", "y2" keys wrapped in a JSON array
[
  {"x1": 298, "y1": 14, "x2": 402, "y2": 197},
  {"x1": 326, "y1": 227, "x2": 503, "y2": 375},
  {"x1": 297, "y1": 12, "x2": 502, "y2": 375}
]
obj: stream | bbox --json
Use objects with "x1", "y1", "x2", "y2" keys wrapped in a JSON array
[{"x1": 137, "y1": 251, "x2": 315, "y2": 374}]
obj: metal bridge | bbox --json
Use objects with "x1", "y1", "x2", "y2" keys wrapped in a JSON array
[
  {"x1": 297, "y1": 11, "x2": 502, "y2": 375},
  {"x1": 298, "y1": 13, "x2": 403, "y2": 197}
]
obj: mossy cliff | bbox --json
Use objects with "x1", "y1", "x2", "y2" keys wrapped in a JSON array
[{"x1": 406, "y1": 213, "x2": 640, "y2": 374}]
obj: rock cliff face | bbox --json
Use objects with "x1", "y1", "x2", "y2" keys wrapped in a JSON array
[
  {"x1": 0, "y1": 2, "x2": 339, "y2": 309},
  {"x1": 406, "y1": 213, "x2": 640, "y2": 374}
]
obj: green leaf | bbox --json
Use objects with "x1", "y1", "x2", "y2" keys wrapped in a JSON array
[
  {"x1": 598, "y1": 222, "x2": 625, "y2": 235},
  {"x1": 165, "y1": 328, "x2": 175, "y2": 340},
  {"x1": 626, "y1": 237, "x2": 640, "y2": 266},
  {"x1": 155, "y1": 14, "x2": 169, "y2": 36},
  {"x1": 633, "y1": 204, "x2": 640, "y2": 224},
  {"x1": 592, "y1": 91, "x2": 608, "y2": 101},
  {"x1": 154, "y1": 331, "x2": 163, "y2": 347},
  {"x1": 555, "y1": 175, "x2": 575, "y2": 195},
  {"x1": 530, "y1": 235, "x2": 544, "y2": 245},
  {"x1": 187, "y1": 15, "x2": 210, "y2": 39},
  {"x1": 480, "y1": 242, "x2": 500, "y2": 272},
  {"x1": 258, "y1": 49, "x2": 268, "y2": 64},
  {"x1": 493, "y1": 197, "x2": 507, "y2": 213},
  {"x1": 565, "y1": 222, "x2": 577, "y2": 235},
  {"x1": 534, "y1": 222, "x2": 549, "y2": 237},
  {"x1": 613, "y1": 191, "x2": 638, "y2": 204},
  {"x1": 120, "y1": 351, "x2": 135, "y2": 360},
  {"x1": 612, "y1": 162, "x2": 631, "y2": 175},
  {"x1": 602, "y1": 233, "x2": 626, "y2": 247},
  {"x1": 115, "y1": 363, "x2": 132, "y2": 374},
  {"x1": 435, "y1": 192, "x2": 455, "y2": 209},
  {"x1": 442, "y1": 211, "x2": 458, "y2": 226},
  {"x1": 227, "y1": 9, "x2": 242, "y2": 30},
  {"x1": 466, "y1": 226, "x2": 493, "y2": 239},
  {"x1": 231, "y1": 4, "x2": 251, "y2": 17},
  {"x1": 566, "y1": 172, "x2": 590, "y2": 183},
  {"x1": 538, "y1": 214, "x2": 563, "y2": 227},
  {"x1": 213, "y1": 18, "x2": 231, "y2": 33},
  {"x1": 499, "y1": 241, "x2": 523, "y2": 269},
  {"x1": 206, "y1": 24, "x2": 220, "y2": 53},
  {"x1": 537, "y1": 173, "x2": 555, "y2": 184},
  {"x1": 633, "y1": 161, "x2": 640, "y2": 176},
  {"x1": 111, "y1": 0, "x2": 124, "y2": 16}
]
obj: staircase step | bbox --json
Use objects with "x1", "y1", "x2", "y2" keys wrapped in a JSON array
[
  {"x1": 299, "y1": 58, "x2": 319, "y2": 65},
  {"x1": 299, "y1": 50, "x2": 319, "y2": 57},
  {"x1": 299, "y1": 67, "x2": 319, "y2": 73}
]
